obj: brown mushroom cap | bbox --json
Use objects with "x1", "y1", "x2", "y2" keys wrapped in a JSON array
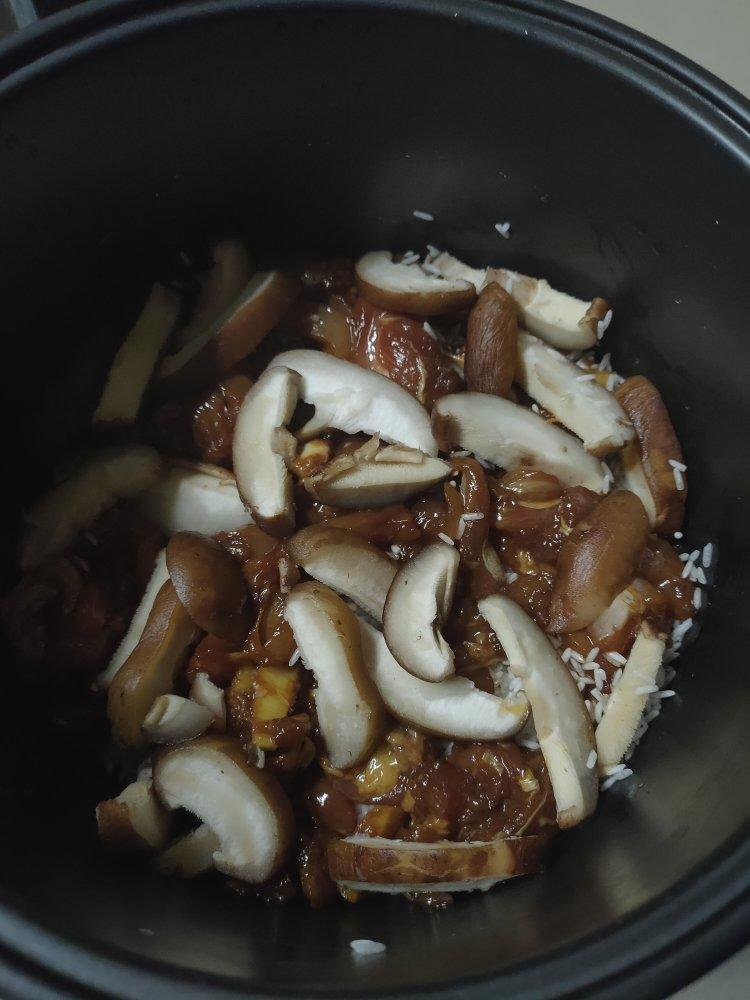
[
  {"x1": 548, "y1": 490, "x2": 650, "y2": 633},
  {"x1": 166, "y1": 531, "x2": 249, "y2": 643},
  {"x1": 287, "y1": 524, "x2": 397, "y2": 621},
  {"x1": 153, "y1": 735, "x2": 294, "y2": 883},
  {"x1": 328, "y1": 834, "x2": 547, "y2": 892},
  {"x1": 465, "y1": 282, "x2": 518, "y2": 398},
  {"x1": 284, "y1": 582, "x2": 386, "y2": 768},
  {"x1": 107, "y1": 580, "x2": 199, "y2": 749},
  {"x1": 615, "y1": 375, "x2": 686, "y2": 536},
  {"x1": 355, "y1": 251, "x2": 476, "y2": 316}
]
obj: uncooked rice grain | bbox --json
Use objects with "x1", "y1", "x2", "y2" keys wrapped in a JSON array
[
  {"x1": 437, "y1": 532, "x2": 454, "y2": 546},
  {"x1": 350, "y1": 940, "x2": 387, "y2": 955},
  {"x1": 412, "y1": 210, "x2": 434, "y2": 221}
]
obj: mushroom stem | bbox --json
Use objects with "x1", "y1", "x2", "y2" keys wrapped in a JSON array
[
  {"x1": 152, "y1": 824, "x2": 221, "y2": 877},
  {"x1": 143, "y1": 694, "x2": 215, "y2": 744},
  {"x1": 596, "y1": 625, "x2": 666, "y2": 769},
  {"x1": 96, "y1": 778, "x2": 171, "y2": 853}
]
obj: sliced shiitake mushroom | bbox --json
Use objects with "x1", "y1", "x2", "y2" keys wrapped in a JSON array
[
  {"x1": 382, "y1": 541, "x2": 459, "y2": 682},
  {"x1": 135, "y1": 459, "x2": 252, "y2": 535},
  {"x1": 595, "y1": 624, "x2": 666, "y2": 769},
  {"x1": 232, "y1": 365, "x2": 299, "y2": 536},
  {"x1": 432, "y1": 393, "x2": 606, "y2": 492},
  {"x1": 153, "y1": 823, "x2": 221, "y2": 877},
  {"x1": 190, "y1": 672, "x2": 227, "y2": 731},
  {"x1": 287, "y1": 524, "x2": 397, "y2": 622},
  {"x1": 616, "y1": 442, "x2": 658, "y2": 527},
  {"x1": 159, "y1": 270, "x2": 299, "y2": 386},
  {"x1": 358, "y1": 619, "x2": 528, "y2": 739},
  {"x1": 97, "y1": 548, "x2": 169, "y2": 690},
  {"x1": 107, "y1": 580, "x2": 199, "y2": 749},
  {"x1": 166, "y1": 531, "x2": 249, "y2": 642},
  {"x1": 465, "y1": 282, "x2": 518, "y2": 397},
  {"x1": 173, "y1": 239, "x2": 253, "y2": 350},
  {"x1": 430, "y1": 253, "x2": 610, "y2": 350},
  {"x1": 143, "y1": 694, "x2": 215, "y2": 744},
  {"x1": 515, "y1": 333, "x2": 634, "y2": 455},
  {"x1": 588, "y1": 580, "x2": 647, "y2": 648},
  {"x1": 548, "y1": 490, "x2": 650, "y2": 633},
  {"x1": 488, "y1": 268, "x2": 609, "y2": 351},
  {"x1": 354, "y1": 251, "x2": 476, "y2": 316},
  {"x1": 478, "y1": 594, "x2": 598, "y2": 828},
  {"x1": 328, "y1": 833, "x2": 547, "y2": 893},
  {"x1": 22, "y1": 445, "x2": 163, "y2": 572},
  {"x1": 153, "y1": 735, "x2": 294, "y2": 883},
  {"x1": 268, "y1": 349, "x2": 437, "y2": 455},
  {"x1": 430, "y1": 251, "x2": 487, "y2": 291},
  {"x1": 304, "y1": 437, "x2": 450, "y2": 507},
  {"x1": 284, "y1": 582, "x2": 385, "y2": 768},
  {"x1": 93, "y1": 284, "x2": 180, "y2": 425},
  {"x1": 615, "y1": 375, "x2": 686, "y2": 536},
  {"x1": 96, "y1": 778, "x2": 171, "y2": 853}
]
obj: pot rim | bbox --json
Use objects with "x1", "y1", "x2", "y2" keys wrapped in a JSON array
[{"x1": 0, "y1": 1, "x2": 747, "y2": 998}]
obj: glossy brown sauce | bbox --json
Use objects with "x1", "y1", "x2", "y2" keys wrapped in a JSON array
[{"x1": 3, "y1": 255, "x2": 698, "y2": 910}]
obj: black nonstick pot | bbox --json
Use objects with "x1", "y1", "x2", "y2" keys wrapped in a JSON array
[{"x1": 0, "y1": 1, "x2": 748, "y2": 997}]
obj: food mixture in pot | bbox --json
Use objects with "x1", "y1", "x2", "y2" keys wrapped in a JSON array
[{"x1": 2, "y1": 241, "x2": 708, "y2": 909}]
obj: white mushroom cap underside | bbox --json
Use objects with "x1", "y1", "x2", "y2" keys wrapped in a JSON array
[
  {"x1": 269, "y1": 350, "x2": 437, "y2": 455},
  {"x1": 477, "y1": 594, "x2": 598, "y2": 827},
  {"x1": 358, "y1": 619, "x2": 528, "y2": 739},
  {"x1": 516, "y1": 333, "x2": 634, "y2": 455},
  {"x1": 154, "y1": 746, "x2": 281, "y2": 882},
  {"x1": 135, "y1": 464, "x2": 252, "y2": 535},
  {"x1": 433, "y1": 392, "x2": 605, "y2": 491}
]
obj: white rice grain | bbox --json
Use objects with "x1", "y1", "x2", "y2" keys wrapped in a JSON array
[
  {"x1": 495, "y1": 221, "x2": 512, "y2": 239},
  {"x1": 350, "y1": 940, "x2": 387, "y2": 956},
  {"x1": 437, "y1": 532, "x2": 454, "y2": 546},
  {"x1": 413, "y1": 210, "x2": 434, "y2": 221},
  {"x1": 597, "y1": 309, "x2": 613, "y2": 340},
  {"x1": 586, "y1": 750, "x2": 598, "y2": 769}
]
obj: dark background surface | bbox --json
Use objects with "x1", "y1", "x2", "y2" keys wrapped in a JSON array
[{"x1": 0, "y1": 1, "x2": 748, "y2": 997}]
